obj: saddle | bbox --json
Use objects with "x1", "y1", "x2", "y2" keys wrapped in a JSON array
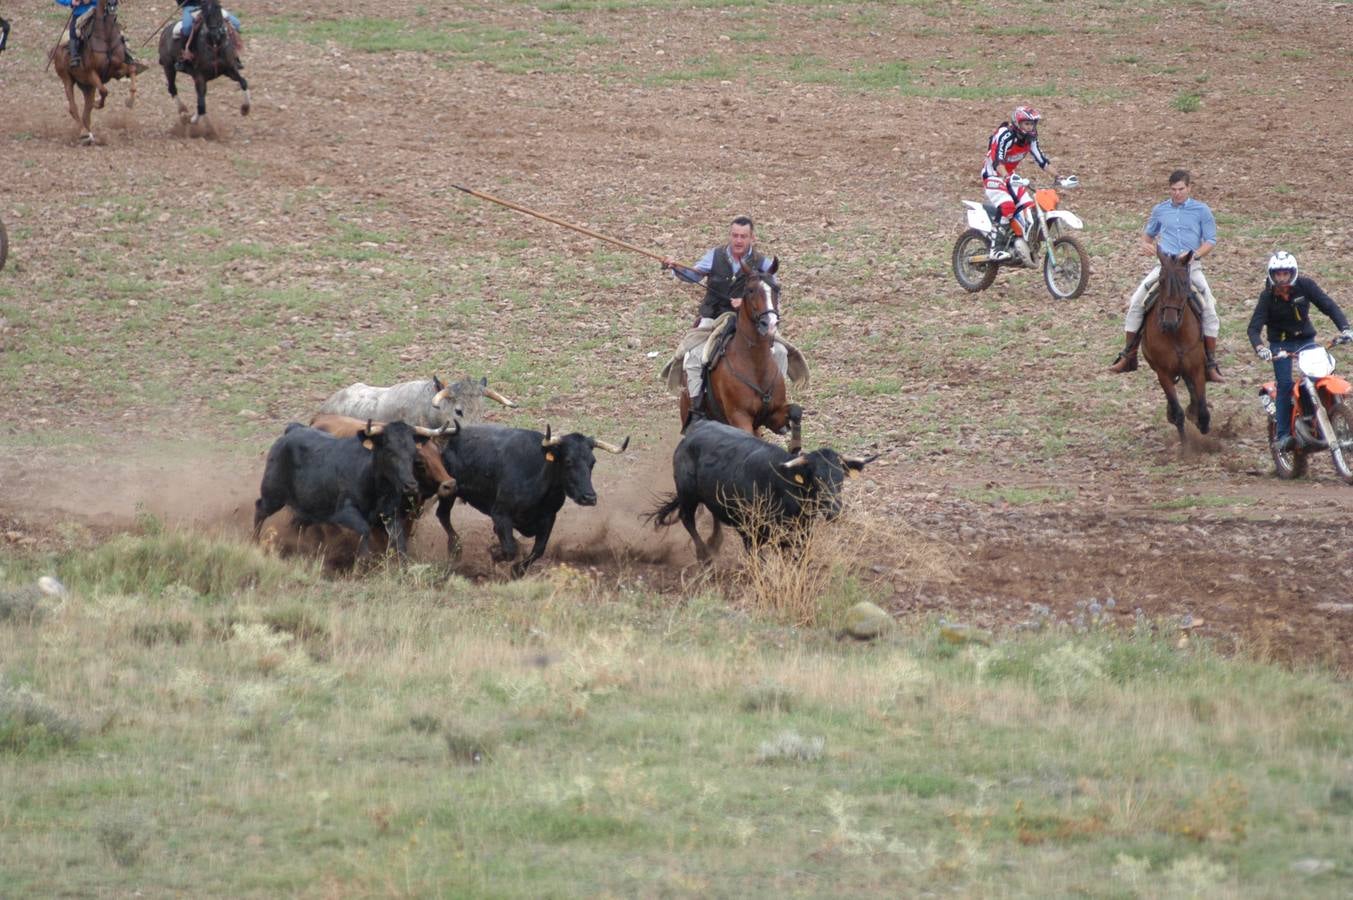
[
  {"x1": 659, "y1": 313, "x2": 811, "y2": 396},
  {"x1": 1142, "y1": 283, "x2": 1203, "y2": 321}
]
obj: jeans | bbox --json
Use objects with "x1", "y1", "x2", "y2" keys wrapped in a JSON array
[{"x1": 1270, "y1": 339, "x2": 1307, "y2": 441}]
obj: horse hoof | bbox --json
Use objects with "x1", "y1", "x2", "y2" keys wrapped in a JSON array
[
  {"x1": 190, "y1": 113, "x2": 201, "y2": 125},
  {"x1": 79, "y1": 133, "x2": 95, "y2": 146},
  {"x1": 240, "y1": 103, "x2": 251, "y2": 117}
]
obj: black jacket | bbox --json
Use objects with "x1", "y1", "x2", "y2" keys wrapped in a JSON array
[{"x1": 1246, "y1": 275, "x2": 1349, "y2": 346}]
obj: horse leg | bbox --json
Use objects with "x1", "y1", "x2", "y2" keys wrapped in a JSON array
[
  {"x1": 1154, "y1": 368, "x2": 1185, "y2": 443},
  {"x1": 164, "y1": 63, "x2": 190, "y2": 122},
  {"x1": 787, "y1": 404, "x2": 803, "y2": 454},
  {"x1": 79, "y1": 83, "x2": 98, "y2": 144},
  {"x1": 224, "y1": 68, "x2": 250, "y2": 116},
  {"x1": 126, "y1": 61, "x2": 138, "y2": 109},
  {"x1": 191, "y1": 73, "x2": 207, "y2": 124},
  {"x1": 1190, "y1": 369, "x2": 1211, "y2": 435},
  {"x1": 62, "y1": 73, "x2": 83, "y2": 132}
]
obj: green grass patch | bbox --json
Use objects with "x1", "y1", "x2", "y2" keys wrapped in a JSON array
[
  {"x1": 1171, "y1": 91, "x2": 1202, "y2": 112},
  {"x1": 959, "y1": 485, "x2": 1077, "y2": 505},
  {"x1": 1151, "y1": 494, "x2": 1256, "y2": 511}
]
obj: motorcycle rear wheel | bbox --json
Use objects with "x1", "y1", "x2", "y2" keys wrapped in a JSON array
[
  {"x1": 1268, "y1": 418, "x2": 1307, "y2": 480},
  {"x1": 1043, "y1": 235, "x2": 1090, "y2": 300},
  {"x1": 952, "y1": 228, "x2": 997, "y2": 293},
  {"x1": 1323, "y1": 401, "x2": 1353, "y2": 484}
]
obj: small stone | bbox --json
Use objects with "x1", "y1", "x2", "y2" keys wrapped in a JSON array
[
  {"x1": 1290, "y1": 858, "x2": 1334, "y2": 876},
  {"x1": 37, "y1": 576, "x2": 66, "y2": 597},
  {"x1": 844, "y1": 602, "x2": 891, "y2": 640}
]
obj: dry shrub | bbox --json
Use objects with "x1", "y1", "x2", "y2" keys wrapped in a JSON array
[{"x1": 729, "y1": 493, "x2": 951, "y2": 628}]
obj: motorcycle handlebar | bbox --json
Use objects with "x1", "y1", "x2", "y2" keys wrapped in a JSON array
[{"x1": 1271, "y1": 336, "x2": 1350, "y2": 360}]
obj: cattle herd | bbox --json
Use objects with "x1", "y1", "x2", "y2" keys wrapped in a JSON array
[{"x1": 255, "y1": 374, "x2": 873, "y2": 575}]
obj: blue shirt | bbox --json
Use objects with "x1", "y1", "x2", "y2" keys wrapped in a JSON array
[
  {"x1": 1144, "y1": 197, "x2": 1217, "y2": 256},
  {"x1": 56, "y1": 0, "x2": 96, "y2": 11}
]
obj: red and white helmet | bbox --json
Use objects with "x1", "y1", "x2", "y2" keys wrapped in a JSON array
[{"x1": 1012, "y1": 105, "x2": 1042, "y2": 136}]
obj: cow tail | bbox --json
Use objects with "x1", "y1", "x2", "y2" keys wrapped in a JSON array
[{"x1": 643, "y1": 494, "x2": 682, "y2": 529}]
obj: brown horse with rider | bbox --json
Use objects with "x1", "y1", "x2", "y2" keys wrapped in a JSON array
[
  {"x1": 51, "y1": 0, "x2": 148, "y2": 145},
  {"x1": 1142, "y1": 248, "x2": 1211, "y2": 443}
]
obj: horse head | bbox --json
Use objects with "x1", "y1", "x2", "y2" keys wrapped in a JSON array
[
  {"x1": 736, "y1": 258, "x2": 781, "y2": 339},
  {"x1": 199, "y1": 0, "x2": 231, "y2": 51},
  {"x1": 1155, "y1": 248, "x2": 1194, "y2": 333}
]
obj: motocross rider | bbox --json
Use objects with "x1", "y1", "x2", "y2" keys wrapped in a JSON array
[
  {"x1": 981, "y1": 105, "x2": 1061, "y2": 266},
  {"x1": 1246, "y1": 251, "x2": 1353, "y2": 452}
]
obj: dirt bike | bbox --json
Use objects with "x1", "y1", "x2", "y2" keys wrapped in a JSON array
[
  {"x1": 952, "y1": 174, "x2": 1090, "y2": 300},
  {"x1": 1258, "y1": 336, "x2": 1353, "y2": 483}
]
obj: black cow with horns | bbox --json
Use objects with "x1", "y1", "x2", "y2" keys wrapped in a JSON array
[
  {"x1": 253, "y1": 420, "x2": 421, "y2": 559},
  {"x1": 647, "y1": 419, "x2": 874, "y2": 563},
  {"x1": 436, "y1": 422, "x2": 629, "y2": 578}
]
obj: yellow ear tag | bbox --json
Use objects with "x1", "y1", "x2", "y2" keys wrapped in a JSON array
[
  {"x1": 545, "y1": 452, "x2": 556, "y2": 462},
  {"x1": 847, "y1": 468, "x2": 858, "y2": 479},
  {"x1": 793, "y1": 474, "x2": 805, "y2": 484},
  {"x1": 362, "y1": 440, "x2": 374, "y2": 450}
]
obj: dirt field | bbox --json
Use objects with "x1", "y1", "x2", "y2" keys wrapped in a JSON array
[{"x1": 2, "y1": 0, "x2": 1352, "y2": 668}]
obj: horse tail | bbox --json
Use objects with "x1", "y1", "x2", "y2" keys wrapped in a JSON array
[{"x1": 644, "y1": 494, "x2": 682, "y2": 530}]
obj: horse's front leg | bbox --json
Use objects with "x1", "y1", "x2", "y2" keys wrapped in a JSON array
[
  {"x1": 126, "y1": 63, "x2": 138, "y2": 109},
  {"x1": 224, "y1": 68, "x2": 250, "y2": 116},
  {"x1": 1153, "y1": 368, "x2": 1186, "y2": 444},
  {"x1": 1188, "y1": 369, "x2": 1211, "y2": 435},
  {"x1": 192, "y1": 74, "x2": 207, "y2": 123},
  {"x1": 79, "y1": 82, "x2": 100, "y2": 144}
]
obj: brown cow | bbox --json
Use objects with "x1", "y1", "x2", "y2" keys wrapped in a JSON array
[{"x1": 302, "y1": 414, "x2": 456, "y2": 563}]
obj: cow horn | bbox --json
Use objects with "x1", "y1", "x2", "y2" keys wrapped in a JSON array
[
  {"x1": 542, "y1": 425, "x2": 563, "y2": 448},
  {"x1": 483, "y1": 386, "x2": 516, "y2": 408},
  {"x1": 592, "y1": 436, "x2": 630, "y2": 455},
  {"x1": 365, "y1": 419, "x2": 385, "y2": 436},
  {"x1": 412, "y1": 424, "x2": 449, "y2": 438},
  {"x1": 780, "y1": 455, "x2": 809, "y2": 470},
  {"x1": 843, "y1": 453, "x2": 880, "y2": 469},
  {"x1": 431, "y1": 386, "x2": 453, "y2": 408}
]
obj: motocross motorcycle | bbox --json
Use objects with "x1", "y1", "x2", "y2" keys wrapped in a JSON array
[
  {"x1": 1259, "y1": 336, "x2": 1353, "y2": 482},
  {"x1": 952, "y1": 174, "x2": 1089, "y2": 300}
]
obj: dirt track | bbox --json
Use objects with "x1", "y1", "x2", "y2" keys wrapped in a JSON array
[{"x1": 2, "y1": 1, "x2": 1352, "y2": 669}]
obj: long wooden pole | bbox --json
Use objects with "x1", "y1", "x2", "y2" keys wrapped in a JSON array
[
  {"x1": 452, "y1": 184, "x2": 669, "y2": 263},
  {"x1": 46, "y1": 13, "x2": 74, "y2": 72},
  {"x1": 140, "y1": 10, "x2": 178, "y2": 48}
]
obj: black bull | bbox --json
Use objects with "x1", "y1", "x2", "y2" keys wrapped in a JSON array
[
  {"x1": 647, "y1": 420, "x2": 873, "y2": 563},
  {"x1": 435, "y1": 423, "x2": 628, "y2": 578},
  {"x1": 253, "y1": 421, "x2": 421, "y2": 558}
]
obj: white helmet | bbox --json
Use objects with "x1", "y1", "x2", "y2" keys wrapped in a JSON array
[{"x1": 1267, "y1": 250, "x2": 1298, "y2": 284}]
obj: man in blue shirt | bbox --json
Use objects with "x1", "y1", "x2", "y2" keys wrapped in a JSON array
[
  {"x1": 661, "y1": 216, "x2": 785, "y2": 424},
  {"x1": 1109, "y1": 170, "x2": 1224, "y2": 382}
]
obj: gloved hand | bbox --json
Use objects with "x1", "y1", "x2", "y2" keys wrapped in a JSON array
[
  {"x1": 1339, "y1": 328, "x2": 1353, "y2": 344},
  {"x1": 1256, "y1": 346, "x2": 1273, "y2": 361}
]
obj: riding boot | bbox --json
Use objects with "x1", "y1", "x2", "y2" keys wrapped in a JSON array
[
  {"x1": 68, "y1": 38, "x2": 81, "y2": 70},
  {"x1": 1108, "y1": 330, "x2": 1140, "y2": 374},
  {"x1": 1203, "y1": 336, "x2": 1224, "y2": 383},
  {"x1": 682, "y1": 391, "x2": 707, "y2": 433}
]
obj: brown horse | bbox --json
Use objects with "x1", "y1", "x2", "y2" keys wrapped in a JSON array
[
  {"x1": 680, "y1": 263, "x2": 803, "y2": 453},
  {"x1": 1141, "y1": 249, "x2": 1210, "y2": 443},
  {"x1": 51, "y1": 0, "x2": 148, "y2": 145},
  {"x1": 158, "y1": 0, "x2": 250, "y2": 131}
]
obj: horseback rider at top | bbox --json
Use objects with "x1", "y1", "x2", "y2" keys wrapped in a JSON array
[
  {"x1": 174, "y1": 0, "x2": 243, "y2": 71},
  {"x1": 982, "y1": 105, "x2": 1061, "y2": 267},
  {"x1": 1109, "y1": 169, "x2": 1224, "y2": 382},
  {"x1": 54, "y1": 0, "x2": 137, "y2": 70},
  {"x1": 0, "y1": 9, "x2": 11, "y2": 54},
  {"x1": 661, "y1": 216, "x2": 788, "y2": 425}
]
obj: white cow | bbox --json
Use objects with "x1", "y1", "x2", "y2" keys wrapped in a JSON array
[{"x1": 318, "y1": 376, "x2": 515, "y2": 429}]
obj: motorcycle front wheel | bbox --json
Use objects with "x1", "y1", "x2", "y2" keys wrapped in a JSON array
[
  {"x1": 1268, "y1": 417, "x2": 1308, "y2": 480},
  {"x1": 1322, "y1": 401, "x2": 1353, "y2": 484},
  {"x1": 952, "y1": 229, "x2": 997, "y2": 293},
  {"x1": 1043, "y1": 235, "x2": 1090, "y2": 300}
]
